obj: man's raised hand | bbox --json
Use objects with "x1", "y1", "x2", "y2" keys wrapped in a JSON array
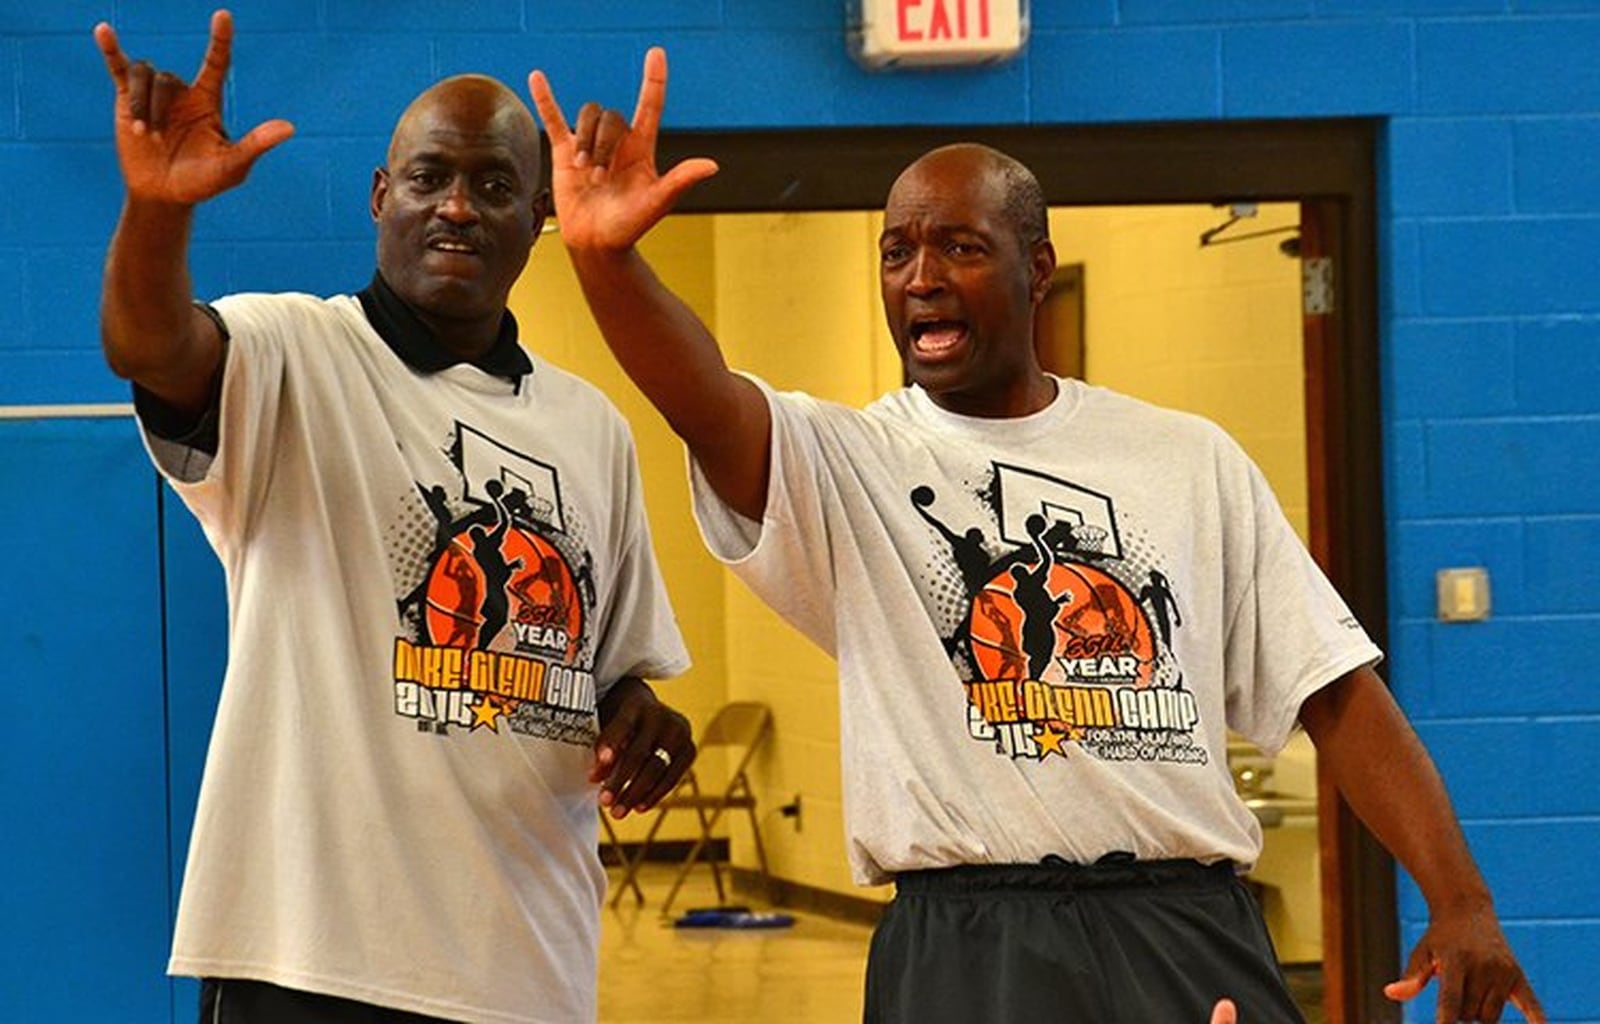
[
  {"x1": 94, "y1": 9, "x2": 292, "y2": 205},
  {"x1": 527, "y1": 47, "x2": 717, "y2": 253}
]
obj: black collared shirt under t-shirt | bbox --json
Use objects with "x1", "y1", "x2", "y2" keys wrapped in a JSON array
[
  {"x1": 135, "y1": 272, "x2": 532, "y2": 455},
  {"x1": 355, "y1": 270, "x2": 532, "y2": 383}
]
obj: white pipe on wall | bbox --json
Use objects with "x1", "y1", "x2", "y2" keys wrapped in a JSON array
[{"x1": 0, "y1": 404, "x2": 134, "y2": 419}]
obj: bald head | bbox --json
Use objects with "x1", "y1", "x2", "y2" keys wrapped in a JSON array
[
  {"x1": 892, "y1": 143, "x2": 1048, "y2": 254},
  {"x1": 388, "y1": 75, "x2": 542, "y2": 189},
  {"x1": 371, "y1": 74, "x2": 549, "y2": 354},
  {"x1": 878, "y1": 142, "x2": 1057, "y2": 417}
]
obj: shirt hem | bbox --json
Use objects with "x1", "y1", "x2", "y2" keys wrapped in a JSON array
[
  {"x1": 637, "y1": 655, "x2": 693, "y2": 681},
  {"x1": 169, "y1": 958, "x2": 584, "y2": 1024}
]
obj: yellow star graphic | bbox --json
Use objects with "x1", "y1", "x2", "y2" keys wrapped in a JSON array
[
  {"x1": 470, "y1": 696, "x2": 508, "y2": 733},
  {"x1": 1035, "y1": 725, "x2": 1069, "y2": 760}
]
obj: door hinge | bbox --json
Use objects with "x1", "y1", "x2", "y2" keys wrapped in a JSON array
[{"x1": 1303, "y1": 257, "x2": 1334, "y2": 316}]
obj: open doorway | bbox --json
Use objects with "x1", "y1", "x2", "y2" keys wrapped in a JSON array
[{"x1": 642, "y1": 118, "x2": 1388, "y2": 1023}]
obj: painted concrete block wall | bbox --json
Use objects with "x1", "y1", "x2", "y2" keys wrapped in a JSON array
[
  {"x1": 5, "y1": 1, "x2": 1597, "y2": 1019},
  {"x1": 0, "y1": 417, "x2": 172, "y2": 1023}
]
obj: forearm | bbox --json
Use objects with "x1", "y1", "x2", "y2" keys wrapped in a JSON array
[
  {"x1": 1301, "y1": 667, "x2": 1493, "y2": 915},
  {"x1": 569, "y1": 246, "x2": 746, "y2": 439},
  {"x1": 101, "y1": 197, "x2": 220, "y2": 410},
  {"x1": 568, "y1": 245, "x2": 770, "y2": 518}
]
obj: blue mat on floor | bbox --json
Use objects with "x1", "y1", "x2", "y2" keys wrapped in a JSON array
[{"x1": 673, "y1": 907, "x2": 796, "y2": 929}]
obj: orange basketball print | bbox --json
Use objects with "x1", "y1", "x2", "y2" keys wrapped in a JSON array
[
  {"x1": 967, "y1": 558, "x2": 1154, "y2": 686},
  {"x1": 423, "y1": 524, "x2": 583, "y2": 659},
  {"x1": 503, "y1": 530, "x2": 583, "y2": 660}
]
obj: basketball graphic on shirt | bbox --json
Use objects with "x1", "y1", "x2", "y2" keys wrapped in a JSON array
[
  {"x1": 504, "y1": 532, "x2": 584, "y2": 658},
  {"x1": 423, "y1": 524, "x2": 583, "y2": 660},
  {"x1": 967, "y1": 558, "x2": 1155, "y2": 687}
]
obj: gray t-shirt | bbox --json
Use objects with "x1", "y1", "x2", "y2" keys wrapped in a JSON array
[
  {"x1": 692, "y1": 375, "x2": 1378, "y2": 886},
  {"x1": 145, "y1": 293, "x2": 688, "y2": 1023}
]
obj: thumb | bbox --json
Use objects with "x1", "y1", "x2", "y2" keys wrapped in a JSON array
[
  {"x1": 223, "y1": 118, "x2": 295, "y2": 178},
  {"x1": 656, "y1": 156, "x2": 719, "y2": 206},
  {"x1": 1384, "y1": 953, "x2": 1437, "y2": 1002},
  {"x1": 1210, "y1": 998, "x2": 1237, "y2": 1024}
]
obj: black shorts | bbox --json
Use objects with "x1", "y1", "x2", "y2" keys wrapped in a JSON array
[
  {"x1": 199, "y1": 979, "x2": 462, "y2": 1024},
  {"x1": 863, "y1": 857, "x2": 1306, "y2": 1024}
]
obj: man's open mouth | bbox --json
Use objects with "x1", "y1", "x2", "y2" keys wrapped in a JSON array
[{"x1": 910, "y1": 319, "x2": 968, "y2": 358}]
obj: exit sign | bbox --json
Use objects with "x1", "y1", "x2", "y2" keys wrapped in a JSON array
[{"x1": 851, "y1": 0, "x2": 1028, "y2": 68}]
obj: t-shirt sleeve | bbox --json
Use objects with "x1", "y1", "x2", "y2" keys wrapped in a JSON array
[
  {"x1": 688, "y1": 375, "x2": 840, "y2": 655},
  {"x1": 1222, "y1": 451, "x2": 1382, "y2": 753},
  {"x1": 591, "y1": 423, "x2": 691, "y2": 695},
  {"x1": 136, "y1": 293, "x2": 297, "y2": 556}
]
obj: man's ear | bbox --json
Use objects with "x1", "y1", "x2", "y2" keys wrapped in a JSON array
[
  {"x1": 1029, "y1": 239, "x2": 1057, "y2": 305},
  {"x1": 370, "y1": 167, "x2": 389, "y2": 222},
  {"x1": 529, "y1": 188, "x2": 552, "y2": 242}
]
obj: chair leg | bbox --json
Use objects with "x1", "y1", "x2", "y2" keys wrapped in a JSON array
[
  {"x1": 610, "y1": 800, "x2": 671, "y2": 909},
  {"x1": 659, "y1": 826, "x2": 713, "y2": 916},
  {"x1": 600, "y1": 813, "x2": 645, "y2": 906},
  {"x1": 692, "y1": 801, "x2": 726, "y2": 905},
  {"x1": 743, "y1": 801, "x2": 776, "y2": 904}
]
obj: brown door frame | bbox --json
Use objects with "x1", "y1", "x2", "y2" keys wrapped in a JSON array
[{"x1": 658, "y1": 118, "x2": 1391, "y2": 1022}]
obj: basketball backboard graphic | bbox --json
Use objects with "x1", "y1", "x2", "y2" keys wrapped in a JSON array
[
  {"x1": 993, "y1": 462, "x2": 1121, "y2": 560},
  {"x1": 457, "y1": 423, "x2": 566, "y2": 533}
]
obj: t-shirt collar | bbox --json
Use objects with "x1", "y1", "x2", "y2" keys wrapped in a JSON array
[
  {"x1": 356, "y1": 270, "x2": 532, "y2": 383},
  {"x1": 908, "y1": 375, "x2": 1082, "y2": 442}
]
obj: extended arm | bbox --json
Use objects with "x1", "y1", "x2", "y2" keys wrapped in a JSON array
[
  {"x1": 95, "y1": 11, "x2": 293, "y2": 414},
  {"x1": 529, "y1": 50, "x2": 772, "y2": 521},
  {"x1": 1300, "y1": 665, "x2": 1543, "y2": 1024}
]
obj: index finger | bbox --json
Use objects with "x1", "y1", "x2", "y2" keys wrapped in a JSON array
[
  {"x1": 527, "y1": 70, "x2": 572, "y2": 147},
  {"x1": 630, "y1": 46, "x2": 667, "y2": 144},
  {"x1": 93, "y1": 22, "x2": 131, "y2": 91},
  {"x1": 192, "y1": 9, "x2": 234, "y2": 95}
]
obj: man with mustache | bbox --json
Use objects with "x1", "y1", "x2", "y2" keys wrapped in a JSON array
[
  {"x1": 95, "y1": 13, "x2": 694, "y2": 1023},
  {"x1": 530, "y1": 50, "x2": 1543, "y2": 1024}
]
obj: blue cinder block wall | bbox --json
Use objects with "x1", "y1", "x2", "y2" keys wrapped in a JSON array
[{"x1": 3, "y1": 2, "x2": 1596, "y2": 1021}]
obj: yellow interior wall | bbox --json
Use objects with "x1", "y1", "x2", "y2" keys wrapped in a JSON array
[
  {"x1": 1051, "y1": 204, "x2": 1309, "y2": 540},
  {"x1": 510, "y1": 202, "x2": 1308, "y2": 906},
  {"x1": 509, "y1": 219, "x2": 730, "y2": 845},
  {"x1": 711, "y1": 212, "x2": 895, "y2": 900}
]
